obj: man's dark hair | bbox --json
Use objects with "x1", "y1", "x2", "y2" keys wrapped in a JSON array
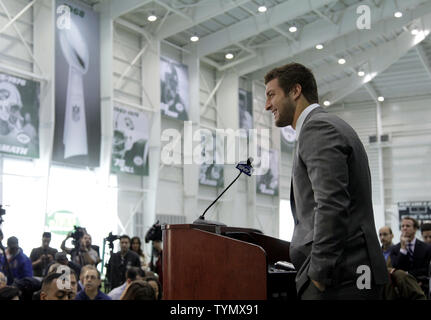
[
  {"x1": 402, "y1": 216, "x2": 420, "y2": 230},
  {"x1": 120, "y1": 235, "x2": 131, "y2": 242},
  {"x1": 121, "y1": 280, "x2": 155, "y2": 300},
  {"x1": 421, "y1": 223, "x2": 431, "y2": 233},
  {"x1": 42, "y1": 232, "x2": 51, "y2": 238},
  {"x1": 41, "y1": 273, "x2": 63, "y2": 292},
  {"x1": 264, "y1": 63, "x2": 319, "y2": 104},
  {"x1": 126, "y1": 267, "x2": 144, "y2": 281},
  {"x1": 0, "y1": 286, "x2": 21, "y2": 300}
]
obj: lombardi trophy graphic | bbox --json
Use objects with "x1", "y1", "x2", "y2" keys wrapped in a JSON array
[{"x1": 59, "y1": 19, "x2": 89, "y2": 159}]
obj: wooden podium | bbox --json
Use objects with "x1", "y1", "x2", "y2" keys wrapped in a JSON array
[{"x1": 162, "y1": 223, "x2": 296, "y2": 300}]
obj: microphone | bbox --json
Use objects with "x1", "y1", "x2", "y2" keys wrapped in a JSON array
[{"x1": 193, "y1": 158, "x2": 254, "y2": 225}]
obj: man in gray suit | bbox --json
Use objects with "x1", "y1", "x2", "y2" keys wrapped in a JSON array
[{"x1": 264, "y1": 63, "x2": 388, "y2": 299}]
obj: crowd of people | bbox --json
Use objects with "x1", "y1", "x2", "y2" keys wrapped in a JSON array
[
  {"x1": 379, "y1": 217, "x2": 431, "y2": 299},
  {"x1": 0, "y1": 229, "x2": 163, "y2": 300}
]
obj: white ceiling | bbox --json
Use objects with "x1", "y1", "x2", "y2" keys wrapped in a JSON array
[{"x1": 82, "y1": 0, "x2": 431, "y2": 106}]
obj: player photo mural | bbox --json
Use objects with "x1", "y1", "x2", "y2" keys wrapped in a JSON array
[
  {"x1": 111, "y1": 104, "x2": 149, "y2": 176},
  {"x1": 53, "y1": 0, "x2": 101, "y2": 167},
  {"x1": 199, "y1": 132, "x2": 224, "y2": 188},
  {"x1": 238, "y1": 88, "x2": 253, "y2": 131},
  {"x1": 0, "y1": 73, "x2": 39, "y2": 158},
  {"x1": 256, "y1": 147, "x2": 279, "y2": 196},
  {"x1": 280, "y1": 125, "x2": 296, "y2": 152},
  {"x1": 160, "y1": 56, "x2": 189, "y2": 121}
]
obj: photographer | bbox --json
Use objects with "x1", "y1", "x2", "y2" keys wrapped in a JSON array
[
  {"x1": 29, "y1": 232, "x2": 58, "y2": 278},
  {"x1": 61, "y1": 229, "x2": 99, "y2": 267},
  {"x1": 145, "y1": 222, "x2": 163, "y2": 287},
  {"x1": 107, "y1": 235, "x2": 141, "y2": 289}
]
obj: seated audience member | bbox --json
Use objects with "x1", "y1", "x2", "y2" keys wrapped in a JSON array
[
  {"x1": 0, "y1": 271, "x2": 6, "y2": 289},
  {"x1": 0, "y1": 236, "x2": 32, "y2": 284},
  {"x1": 61, "y1": 232, "x2": 99, "y2": 267},
  {"x1": 12, "y1": 277, "x2": 41, "y2": 301},
  {"x1": 107, "y1": 235, "x2": 141, "y2": 289},
  {"x1": 379, "y1": 226, "x2": 394, "y2": 264},
  {"x1": 383, "y1": 267, "x2": 427, "y2": 300},
  {"x1": 29, "y1": 232, "x2": 58, "y2": 278},
  {"x1": 35, "y1": 264, "x2": 77, "y2": 300},
  {"x1": 75, "y1": 265, "x2": 111, "y2": 300},
  {"x1": 0, "y1": 286, "x2": 21, "y2": 300},
  {"x1": 78, "y1": 264, "x2": 93, "y2": 292},
  {"x1": 145, "y1": 276, "x2": 162, "y2": 300},
  {"x1": 40, "y1": 269, "x2": 77, "y2": 300},
  {"x1": 421, "y1": 223, "x2": 431, "y2": 245},
  {"x1": 108, "y1": 266, "x2": 144, "y2": 300},
  {"x1": 390, "y1": 217, "x2": 431, "y2": 290},
  {"x1": 51, "y1": 252, "x2": 81, "y2": 281},
  {"x1": 131, "y1": 236, "x2": 149, "y2": 271},
  {"x1": 120, "y1": 280, "x2": 155, "y2": 300}
]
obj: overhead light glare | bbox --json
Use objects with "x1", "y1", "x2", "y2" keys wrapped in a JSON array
[
  {"x1": 338, "y1": 58, "x2": 346, "y2": 65},
  {"x1": 289, "y1": 26, "x2": 297, "y2": 33},
  {"x1": 315, "y1": 44, "x2": 324, "y2": 50},
  {"x1": 323, "y1": 100, "x2": 331, "y2": 106},
  {"x1": 225, "y1": 53, "x2": 234, "y2": 60},
  {"x1": 258, "y1": 6, "x2": 267, "y2": 13},
  {"x1": 190, "y1": 35, "x2": 199, "y2": 42},
  {"x1": 147, "y1": 14, "x2": 157, "y2": 22}
]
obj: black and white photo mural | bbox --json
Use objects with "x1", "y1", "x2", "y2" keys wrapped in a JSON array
[
  {"x1": 238, "y1": 88, "x2": 253, "y2": 131},
  {"x1": 256, "y1": 147, "x2": 279, "y2": 196},
  {"x1": 199, "y1": 132, "x2": 224, "y2": 188},
  {"x1": 280, "y1": 125, "x2": 296, "y2": 152},
  {"x1": 160, "y1": 56, "x2": 189, "y2": 121},
  {"x1": 53, "y1": 0, "x2": 101, "y2": 167}
]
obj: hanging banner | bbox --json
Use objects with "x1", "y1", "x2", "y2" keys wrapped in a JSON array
[
  {"x1": 199, "y1": 132, "x2": 224, "y2": 188},
  {"x1": 53, "y1": 0, "x2": 101, "y2": 167},
  {"x1": 111, "y1": 104, "x2": 150, "y2": 176},
  {"x1": 280, "y1": 125, "x2": 296, "y2": 152},
  {"x1": 256, "y1": 147, "x2": 279, "y2": 196},
  {"x1": 0, "y1": 73, "x2": 39, "y2": 158},
  {"x1": 239, "y1": 88, "x2": 253, "y2": 130},
  {"x1": 160, "y1": 56, "x2": 189, "y2": 121},
  {"x1": 398, "y1": 201, "x2": 431, "y2": 227}
]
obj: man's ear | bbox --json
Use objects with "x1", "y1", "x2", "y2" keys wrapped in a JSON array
[
  {"x1": 291, "y1": 84, "x2": 302, "y2": 100},
  {"x1": 40, "y1": 291, "x2": 47, "y2": 300}
]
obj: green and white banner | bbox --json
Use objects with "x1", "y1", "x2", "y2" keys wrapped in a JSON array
[
  {"x1": 111, "y1": 104, "x2": 150, "y2": 176},
  {"x1": 0, "y1": 72, "x2": 39, "y2": 158}
]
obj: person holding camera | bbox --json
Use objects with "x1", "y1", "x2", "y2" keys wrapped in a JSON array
[
  {"x1": 107, "y1": 235, "x2": 141, "y2": 289},
  {"x1": 29, "y1": 232, "x2": 58, "y2": 278},
  {"x1": 61, "y1": 231, "x2": 99, "y2": 267}
]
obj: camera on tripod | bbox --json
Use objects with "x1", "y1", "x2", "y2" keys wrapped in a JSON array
[
  {"x1": 145, "y1": 220, "x2": 162, "y2": 243},
  {"x1": 70, "y1": 225, "x2": 87, "y2": 248}
]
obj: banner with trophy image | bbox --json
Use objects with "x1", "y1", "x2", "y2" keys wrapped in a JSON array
[
  {"x1": 255, "y1": 147, "x2": 279, "y2": 196},
  {"x1": 239, "y1": 88, "x2": 253, "y2": 130},
  {"x1": 53, "y1": 0, "x2": 101, "y2": 167},
  {"x1": 111, "y1": 104, "x2": 150, "y2": 176},
  {"x1": 199, "y1": 132, "x2": 224, "y2": 188},
  {"x1": 280, "y1": 125, "x2": 296, "y2": 152},
  {"x1": 160, "y1": 56, "x2": 189, "y2": 121},
  {"x1": 0, "y1": 72, "x2": 39, "y2": 158}
]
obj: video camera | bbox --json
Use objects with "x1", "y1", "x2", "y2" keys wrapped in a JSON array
[
  {"x1": 70, "y1": 225, "x2": 87, "y2": 248},
  {"x1": 145, "y1": 220, "x2": 162, "y2": 243},
  {"x1": 0, "y1": 205, "x2": 5, "y2": 225}
]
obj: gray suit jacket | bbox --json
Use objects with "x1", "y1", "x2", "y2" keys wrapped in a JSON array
[{"x1": 289, "y1": 107, "x2": 388, "y2": 294}]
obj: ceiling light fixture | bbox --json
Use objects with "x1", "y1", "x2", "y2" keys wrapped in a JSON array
[
  {"x1": 323, "y1": 100, "x2": 331, "y2": 106},
  {"x1": 225, "y1": 53, "x2": 234, "y2": 60},
  {"x1": 190, "y1": 35, "x2": 199, "y2": 42},
  {"x1": 338, "y1": 58, "x2": 346, "y2": 65},
  {"x1": 289, "y1": 26, "x2": 297, "y2": 33},
  {"x1": 411, "y1": 28, "x2": 419, "y2": 35},
  {"x1": 147, "y1": 13, "x2": 157, "y2": 22},
  {"x1": 315, "y1": 44, "x2": 324, "y2": 50},
  {"x1": 377, "y1": 96, "x2": 385, "y2": 102},
  {"x1": 357, "y1": 71, "x2": 365, "y2": 77},
  {"x1": 394, "y1": 11, "x2": 402, "y2": 18},
  {"x1": 258, "y1": 6, "x2": 267, "y2": 13}
]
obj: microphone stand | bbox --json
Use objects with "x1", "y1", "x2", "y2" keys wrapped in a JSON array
[{"x1": 194, "y1": 158, "x2": 253, "y2": 226}]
